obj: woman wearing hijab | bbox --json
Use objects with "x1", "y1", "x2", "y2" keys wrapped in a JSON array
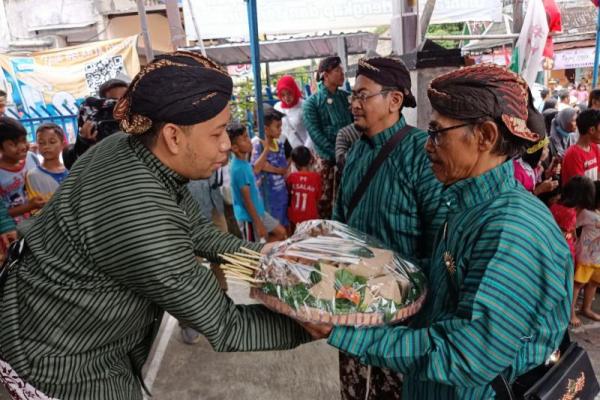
[
  {"x1": 549, "y1": 107, "x2": 578, "y2": 159},
  {"x1": 274, "y1": 75, "x2": 313, "y2": 150}
]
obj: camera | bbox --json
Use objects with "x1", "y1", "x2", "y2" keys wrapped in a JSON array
[{"x1": 78, "y1": 97, "x2": 121, "y2": 141}]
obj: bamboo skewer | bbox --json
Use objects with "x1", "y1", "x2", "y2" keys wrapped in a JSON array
[
  {"x1": 240, "y1": 247, "x2": 261, "y2": 256},
  {"x1": 219, "y1": 254, "x2": 260, "y2": 271},
  {"x1": 222, "y1": 263, "x2": 254, "y2": 276},
  {"x1": 224, "y1": 272, "x2": 264, "y2": 284}
]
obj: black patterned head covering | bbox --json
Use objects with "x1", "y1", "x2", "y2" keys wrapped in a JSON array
[
  {"x1": 356, "y1": 56, "x2": 416, "y2": 108},
  {"x1": 114, "y1": 51, "x2": 232, "y2": 134},
  {"x1": 317, "y1": 56, "x2": 342, "y2": 82},
  {"x1": 428, "y1": 64, "x2": 540, "y2": 142}
]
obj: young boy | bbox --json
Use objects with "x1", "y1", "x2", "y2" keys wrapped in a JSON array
[
  {"x1": 251, "y1": 107, "x2": 289, "y2": 227},
  {"x1": 228, "y1": 122, "x2": 287, "y2": 242},
  {"x1": 26, "y1": 123, "x2": 69, "y2": 203},
  {"x1": 562, "y1": 108, "x2": 600, "y2": 324},
  {"x1": 287, "y1": 146, "x2": 321, "y2": 230},
  {"x1": 0, "y1": 117, "x2": 44, "y2": 224}
]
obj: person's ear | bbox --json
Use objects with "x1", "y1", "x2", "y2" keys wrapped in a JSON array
[
  {"x1": 388, "y1": 91, "x2": 405, "y2": 114},
  {"x1": 475, "y1": 120, "x2": 500, "y2": 153},
  {"x1": 159, "y1": 123, "x2": 186, "y2": 155}
]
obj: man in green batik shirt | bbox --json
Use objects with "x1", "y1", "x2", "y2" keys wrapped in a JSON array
[
  {"x1": 333, "y1": 56, "x2": 446, "y2": 400},
  {"x1": 329, "y1": 64, "x2": 573, "y2": 399},
  {"x1": 0, "y1": 52, "x2": 327, "y2": 400},
  {"x1": 303, "y1": 56, "x2": 353, "y2": 218}
]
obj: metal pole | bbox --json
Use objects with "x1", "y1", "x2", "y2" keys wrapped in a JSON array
[
  {"x1": 165, "y1": 0, "x2": 186, "y2": 50},
  {"x1": 246, "y1": 0, "x2": 265, "y2": 139},
  {"x1": 186, "y1": 0, "x2": 206, "y2": 56},
  {"x1": 136, "y1": 0, "x2": 154, "y2": 62},
  {"x1": 420, "y1": 0, "x2": 436, "y2": 42},
  {"x1": 390, "y1": 0, "x2": 403, "y2": 55},
  {"x1": 593, "y1": 7, "x2": 600, "y2": 88}
]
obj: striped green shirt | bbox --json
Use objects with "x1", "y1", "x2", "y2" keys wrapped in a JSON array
[
  {"x1": 329, "y1": 161, "x2": 573, "y2": 399},
  {"x1": 302, "y1": 83, "x2": 353, "y2": 161},
  {"x1": 333, "y1": 117, "x2": 446, "y2": 263},
  {"x1": 0, "y1": 133, "x2": 310, "y2": 400}
]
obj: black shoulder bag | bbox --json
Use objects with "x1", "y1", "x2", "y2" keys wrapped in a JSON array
[{"x1": 344, "y1": 125, "x2": 413, "y2": 222}]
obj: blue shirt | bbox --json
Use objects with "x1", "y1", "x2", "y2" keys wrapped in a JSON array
[{"x1": 230, "y1": 155, "x2": 265, "y2": 222}]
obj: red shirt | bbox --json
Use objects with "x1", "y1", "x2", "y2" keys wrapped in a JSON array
[
  {"x1": 549, "y1": 203, "x2": 576, "y2": 263},
  {"x1": 287, "y1": 171, "x2": 321, "y2": 224},
  {"x1": 561, "y1": 144, "x2": 600, "y2": 187}
]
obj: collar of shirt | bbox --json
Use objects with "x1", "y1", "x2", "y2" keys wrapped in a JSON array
[
  {"x1": 441, "y1": 160, "x2": 517, "y2": 211},
  {"x1": 129, "y1": 135, "x2": 189, "y2": 197},
  {"x1": 318, "y1": 82, "x2": 346, "y2": 100},
  {"x1": 360, "y1": 116, "x2": 407, "y2": 149}
]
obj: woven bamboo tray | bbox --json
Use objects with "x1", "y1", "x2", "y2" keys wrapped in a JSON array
[{"x1": 250, "y1": 287, "x2": 427, "y2": 326}]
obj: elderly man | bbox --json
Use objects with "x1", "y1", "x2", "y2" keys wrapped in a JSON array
[
  {"x1": 329, "y1": 64, "x2": 573, "y2": 399},
  {"x1": 0, "y1": 52, "x2": 323, "y2": 399},
  {"x1": 333, "y1": 56, "x2": 446, "y2": 399},
  {"x1": 303, "y1": 56, "x2": 353, "y2": 218}
]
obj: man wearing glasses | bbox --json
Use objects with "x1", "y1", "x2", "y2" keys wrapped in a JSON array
[{"x1": 333, "y1": 56, "x2": 446, "y2": 400}]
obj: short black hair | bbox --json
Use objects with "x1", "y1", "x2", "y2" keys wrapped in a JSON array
[
  {"x1": 0, "y1": 116, "x2": 27, "y2": 145},
  {"x1": 576, "y1": 109, "x2": 600, "y2": 136},
  {"x1": 98, "y1": 79, "x2": 129, "y2": 98},
  {"x1": 589, "y1": 89, "x2": 600, "y2": 108},
  {"x1": 542, "y1": 99, "x2": 557, "y2": 112},
  {"x1": 263, "y1": 107, "x2": 284, "y2": 127},
  {"x1": 559, "y1": 90, "x2": 570, "y2": 101},
  {"x1": 36, "y1": 122, "x2": 65, "y2": 141},
  {"x1": 291, "y1": 146, "x2": 312, "y2": 168},
  {"x1": 540, "y1": 88, "x2": 549, "y2": 99},
  {"x1": 226, "y1": 121, "x2": 247, "y2": 145},
  {"x1": 562, "y1": 175, "x2": 595, "y2": 209}
]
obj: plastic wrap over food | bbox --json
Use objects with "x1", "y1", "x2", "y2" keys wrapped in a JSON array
[{"x1": 250, "y1": 220, "x2": 427, "y2": 326}]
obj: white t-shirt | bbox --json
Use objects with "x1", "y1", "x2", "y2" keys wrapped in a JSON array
[
  {"x1": 274, "y1": 100, "x2": 314, "y2": 150},
  {"x1": 576, "y1": 209, "x2": 600, "y2": 267},
  {"x1": 0, "y1": 152, "x2": 40, "y2": 224}
]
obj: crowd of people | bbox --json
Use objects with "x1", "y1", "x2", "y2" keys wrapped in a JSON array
[{"x1": 0, "y1": 50, "x2": 593, "y2": 400}]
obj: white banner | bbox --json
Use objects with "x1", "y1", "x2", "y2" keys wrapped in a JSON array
[
  {"x1": 183, "y1": 0, "x2": 503, "y2": 40},
  {"x1": 553, "y1": 47, "x2": 595, "y2": 70}
]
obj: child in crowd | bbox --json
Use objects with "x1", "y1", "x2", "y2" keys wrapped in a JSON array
[
  {"x1": 26, "y1": 123, "x2": 69, "y2": 204},
  {"x1": 287, "y1": 146, "x2": 321, "y2": 231},
  {"x1": 550, "y1": 176, "x2": 585, "y2": 264},
  {"x1": 228, "y1": 122, "x2": 287, "y2": 243},
  {"x1": 0, "y1": 117, "x2": 44, "y2": 224},
  {"x1": 572, "y1": 179, "x2": 600, "y2": 326},
  {"x1": 251, "y1": 107, "x2": 289, "y2": 228}
]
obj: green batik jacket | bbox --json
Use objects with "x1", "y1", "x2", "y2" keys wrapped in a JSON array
[
  {"x1": 0, "y1": 133, "x2": 310, "y2": 400},
  {"x1": 302, "y1": 82, "x2": 353, "y2": 161},
  {"x1": 329, "y1": 161, "x2": 573, "y2": 399},
  {"x1": 333, "y1": 117, "x2": 446, "y2": 264}
]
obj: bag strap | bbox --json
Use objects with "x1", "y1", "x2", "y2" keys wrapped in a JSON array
[{"x1": 345, "y1": 125, "x2": 414, "y2": 221}]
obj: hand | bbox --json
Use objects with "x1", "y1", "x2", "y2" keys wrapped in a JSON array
[
  {"x1": 79, "y1": 121, "x2": 98, "y2": 142},
  {"x1": 28, "y1": 197, "x2": 46, "y2": 211},
  {"x1": 260, "y1": 241, "x2": 280, "y2": 255},
  {"x1": 255, "y1": 221, "x2": 268, "y2": 240},
  {"x1": 0, "y1": 230, "x2": 17, "y2": 249},
  {"x1": 300, "y1": 321, "x2": 332, "y2": 340},
  {"x1": 535, "y1": 179, "x2": 559, "y2": 195}
]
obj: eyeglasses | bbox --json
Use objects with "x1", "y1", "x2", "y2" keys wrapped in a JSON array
[
  {"x1": 427, "y1": 123, "x2": 471, "y2": 146},
  {"x1": 348, "y1": 90, "x2": 389, "y2": 104}
]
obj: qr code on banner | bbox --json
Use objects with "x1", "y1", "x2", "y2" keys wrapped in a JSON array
[{"x1": 85, "y1": 56, "x2": 125, "y2": 95}]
